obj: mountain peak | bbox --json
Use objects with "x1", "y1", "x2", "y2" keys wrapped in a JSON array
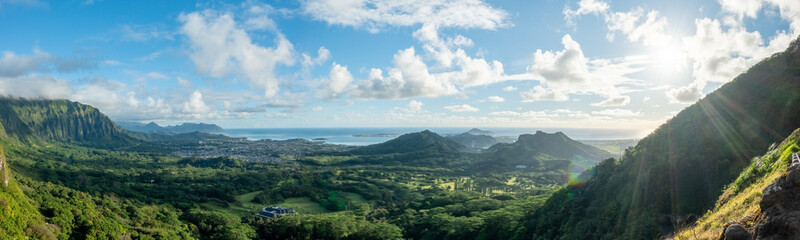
[{"x1": 467, "y1": 128, "x2": 493, "y2": 135}]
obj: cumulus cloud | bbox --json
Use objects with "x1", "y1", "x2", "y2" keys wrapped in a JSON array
[
  {"x1": 502, "y1": 85, "x2": 517, "y2": 91},
  {"x1": 444, "y1": 104, "x2": 479, "y2": 112},
  {"x1": 300, "y1": 0, "x2": 509, "y2": 100},
  {"x1": 325, "y1": 62, "x2": 353, "y2": 98},
  {"x1": 302, "y1": 47, "x2": 331, "y2": 70},
  {"x1": 563, "y1": 0, "x2": 609, "y2": 25},
  {"x1": 180, "y1": 10, "x2": 294, "y2": 98},
  {"x1": 604, "y1": 8, "x2": 671, "y2": 46},
  {"x1": 668, "y1": 17, "x2": 793, "y2": 103},
  {"x1": 301, "y1": 0, "x2": 510, "y2": 33},
  {"x1": 350, "y1": 47, "x2": 459, "y2": 99},
  {"x1": 182, "y1": 90, "x2": 211, "y2": 114},
  {"x1": 526, "y1": 35, "x2": 641, "y2": 102},
  {"x1": 666, "y1": 81, "x2": 706, "y2": 103},
  {"x1": 407, "y1": 100, "x2": 424, "y2": 112}
]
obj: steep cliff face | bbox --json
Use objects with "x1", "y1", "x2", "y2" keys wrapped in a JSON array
[
  {"x1": 0, "y1": 98, "x2": 134, "y2": 147},
  {"x1": 1, "y1": 144, "x2": 6, "y2": 187}
]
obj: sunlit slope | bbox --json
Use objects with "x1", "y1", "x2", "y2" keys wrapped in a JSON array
[
  {"x1": 674, "y1": 129, "x2": 800, "y2": 239},
  {"x1": 518, "y1": 36, "x2": 800, "y2": 239},
  {"x1": 0, "y1": 98, "x2": 134, "y2": 147},
  {"x1": 0, "y1": 143, "x2": 51, "y2": 238}
]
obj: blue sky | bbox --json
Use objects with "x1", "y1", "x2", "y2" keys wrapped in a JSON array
[{"x1": 0, "y1": 0, "x2": 797, "y2": 134}]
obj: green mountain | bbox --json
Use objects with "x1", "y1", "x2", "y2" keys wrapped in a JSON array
[
  {"x1": 351, "y1": 130, "x2": 466, "y2": 155},
  {"x1": 448, "y1": 132, "x2": 498, "y2": 150},
  {"x1": 482, "y1": 131, "x2": 614, "y2": 172},
  {"x1": 0, "y1": 98, "x2": 134, "y2": 147},
  {"x1": 518, "y1": 37, "x2": 800, "y2": 239},
  {"x1": 117, "y1": 121, "x2": 224, "y2": 135}
]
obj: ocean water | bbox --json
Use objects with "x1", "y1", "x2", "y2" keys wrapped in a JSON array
[{"x1": 223, "y1": 127, "x2": 648, "y2": 146}]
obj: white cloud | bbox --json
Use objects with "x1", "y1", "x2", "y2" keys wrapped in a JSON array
[
  {"x1": 591, "y1": 95, "x2": 630, "y2": 107},
  {"x1": 182, "y1": 90, "x2": 211, "y2": 113},
  {"x1": 311, "y1": 106, "x2": 323, "y2": 111},
  {"x1": 668, "y1": 17, "x2": 794, "y2": 103},
  {"x1": 0, "y1": 75, "x2": 72, "y2": 99},
  {"x1": 301, "y1": 0, "x2": 510, "y2": 33},
  {"x1": 563, "y1": 0, "x2": 610, "y2": 25},
  {"x1": 327, "y1": 62, "x2": 354, "y2": 96},
  {"x1": 527, "y1": 34, "x2": 643, "y2": 102},
  {"x1": 302, "y1": 47, "x2": 331, "y2": 69},
  {"x1": 444, "y1": 104, "x2": 479, "y2": 112},
  {"x1": 666, "y1": 81, "x2": 706, "y2": 103},
  {"x1": 486, "y1": 96, "x2": 505, "y2": 102},
  {"x1": 502, "y1": 85, "x2": 517, "y2": 91},
  {"x1": 520, "y1": 86, "x2": 569, "y2": 102},
  {"x1": 605, "y1": 8, "x2": 671, "y2": 46},
  {"x1": 592, "y1": 108, "x2": 642, "y2": 117},
  {"x1": 351, "y1": 47, "x2": 459, "y2": 99},
  {"x1": 407, "y1": 100, "x2": 424, "y2": 112},
  {"x1": 180, "y1": 10, "x2": 294, "y2": 98},
  {"x1": 719, "y1": 0, "x2": 763, "y2": 19}
]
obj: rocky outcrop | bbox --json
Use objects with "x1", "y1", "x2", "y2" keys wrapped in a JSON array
[
  {"x1": 750, "y1": 163, "x2": 800, "y2": 239},
  {"x1": 719, "y1": 163, "x2": 800, "y2": 240}
]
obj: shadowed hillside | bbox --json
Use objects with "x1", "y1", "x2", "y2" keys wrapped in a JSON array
[{"x1": 518, "y1": 36, "x2": 800, "y2": 239}]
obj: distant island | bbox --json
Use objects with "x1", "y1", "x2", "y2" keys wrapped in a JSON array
[{"x1": 116, "y1": 121, "x2": 224, "y2": 135}]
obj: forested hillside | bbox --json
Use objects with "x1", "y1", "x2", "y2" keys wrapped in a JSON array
[
  {"x1": 518, "y1": 36, "x2": 800, "y2": 239},
  {"x1": 0, "y1": 98, "x2": 133, "y2": 147},
  {"x1": 483, "y1": 131, "x2": 614, "y2": 172}
]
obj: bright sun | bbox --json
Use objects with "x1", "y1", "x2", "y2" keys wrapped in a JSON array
[{"x1": 648, "y1": 42, "x2": 686, "y2": 75}]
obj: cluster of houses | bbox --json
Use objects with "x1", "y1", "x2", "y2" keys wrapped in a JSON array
[{"x1": 257, "y1": 206, "x2": 295, "y2": 218}]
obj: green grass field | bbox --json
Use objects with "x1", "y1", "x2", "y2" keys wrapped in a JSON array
[
  {"x1": 207, "y1": 190, "x2": 367, "y2": 216},
  {"x1": 279, "y1": 197, "x2": 331, "y2": 214}
]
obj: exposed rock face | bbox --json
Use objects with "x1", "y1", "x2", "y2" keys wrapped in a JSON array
[
  {"x1": 722, "y1": 223, "x2": 751, "y2": 240},
  {"x1": 0, "y1": 145, "x2": 6, "y2": 187},
  {"x1": 717, "y1": 164, "x2": 800, "y2": 240},
  {"x1": 751, "y1": 164, "x2": 800, "y2": 240}
]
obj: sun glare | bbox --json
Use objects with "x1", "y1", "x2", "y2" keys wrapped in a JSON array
[{"x1": 648, "y1": 42, "x2": 686, "y2": 75}]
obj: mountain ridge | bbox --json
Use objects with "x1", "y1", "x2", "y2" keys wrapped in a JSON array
[
  {"x1": 517, "y1": 35, "x2": 800, "y2": 239},
  {"x1": 0, "y1": 98, "x2": 134, "y2": 147},
  {"x1": 116, "y1": 121, "x2": 224, "y2": 135}
]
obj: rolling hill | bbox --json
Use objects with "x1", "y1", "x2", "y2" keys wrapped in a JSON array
[
  {"x1": 448, "y1": 132, "x2": 498, "y2": 150},
  {"x1": 481, "y1": 131, "x2": 614, "y2": 172},
  {"x1": 350, "y1": 130, "x2": 466, "y2": 155},
  {"x1": 517, "y1": 36, "x2": 800, "y2": 239}
]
